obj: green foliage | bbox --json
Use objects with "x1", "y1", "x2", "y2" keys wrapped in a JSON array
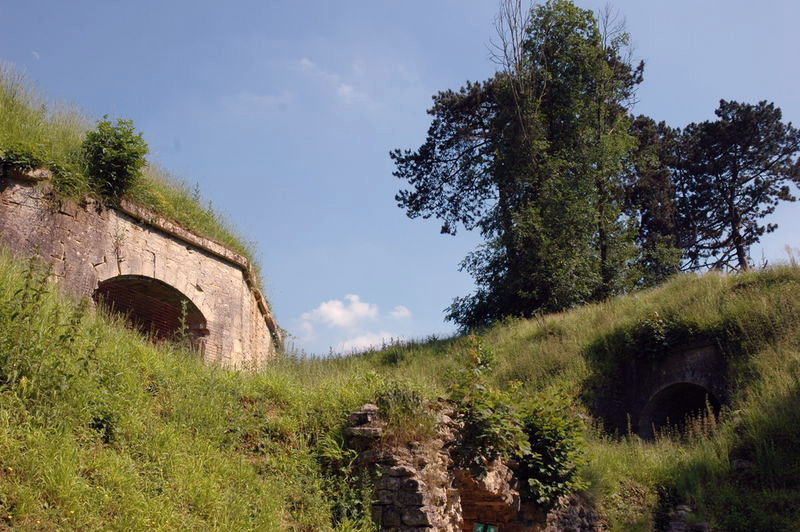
[
  {"x1": 375, "y1": 381, "x2": 437, "y2": 445},
  {"x1": 518, "y1": 393, "x2": 587, "y2": 506},
  {"x1": 0, "y1": 250, "x2": 383, "y2": 530},
  {"x1": 83, "y1": 116, "x2": 148, "y2": 202},
  {"x1": 393, "y1": 1, "x2": 644, "y2": 329},
  {"x1": 446, "y1": 337, "x2": 586, "y2": 503},
  {"x1": 312, "y1": 265, "x2": 800, "y2": 529},
  {"x1": 626, "y1": 116, "x2": 683, "y2": 285},
  {"x1": 1, "y1": 239, "x2": 800, "y2": 528},
  {"x1": 0, "y1": 259, "x2": 97, "y2": 414},
  {"x1": 676, "y1": 100, "x2": 800, "y2": 271},
  {"x1": 584, "y1": 310, "x2": 705, "y2": 368},
  {"x1": 315, "y1": 433, "x2": 377, "y2": 530},
  {"x1": 448, "y1": 336, "x2": 530, "y2": 478},
  {"x1": 0, "y1": 142, "x2": 46, "y2": 169},
  {"x1": 394, "y1": 1, "x2": 799, "y2": 329}
]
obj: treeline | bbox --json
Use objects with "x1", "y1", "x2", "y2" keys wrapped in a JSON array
[{"x1": 391, "y1": 0, "x2": 800, "y2": 329}]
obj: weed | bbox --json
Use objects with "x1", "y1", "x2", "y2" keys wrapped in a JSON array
[
  {"x1": 375, "y1": 381, "x2": 437, "y2": 445},
  {"x1": 0, "y1": 248, "x2": 800, "y2": 528}
]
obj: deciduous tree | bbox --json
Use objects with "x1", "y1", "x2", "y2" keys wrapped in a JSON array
[{"x1": 392, "y1": 0, "x2": 643, "y2": 328}]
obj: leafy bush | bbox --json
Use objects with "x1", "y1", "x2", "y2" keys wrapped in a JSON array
[
  {"x1": 448, "y1": 337, "x2": 586, "y2": 503},
  {"x1": 1, "y1": 68, "x2": 261, "y2": 272},
  {"x1": 0, "y1": 141, "x2": 46, "y2": 169},
  {"x1": 83, "y1": 116, "x2": 148, "y2": 201},
  {"x1": 518, "y1": 393, "x2": 587, "y2": 506},
  {"x1": 449, "y1": 336, "x2": 529, "y2": 478}
]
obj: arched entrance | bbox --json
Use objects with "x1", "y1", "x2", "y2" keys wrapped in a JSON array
[
  {"x1": 94, "y1": 275, "x2": 208, "y2": 350},
  {"x1": 639, "y1": 382, "x2": 721, "y2": 440}
]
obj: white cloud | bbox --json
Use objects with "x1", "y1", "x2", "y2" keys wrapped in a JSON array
[
  {"x1": 336, "y1": 331, "x2": 402, "y2": 353},
  {"x1": 337, "y1": 83, "x2": 355, "y2": 99},
  {"x1": 297, "y1": 320, "x2": 316, "y2": 341},
  {"x1": 298, "y1": 57, "x2": 316, "y2": 72},
  {"x1": 390, "y1": 305, "x2": 411, "y2": 319},
  {"x1": 351, "y1": 60, "x2": 365, "y2": 76},
  {"x1": 301, "y1": 294, "x2": 378, "y2": 328},
  {"x1": 236, "y1": 90, "x2": 295, "y2": 111},
  {"x1": 296, "y1": 57, "x2": 370, "y2": 105},
  {"x1": 31, "y1": 51, "x2": 40, "y2": 61},
  {"x1": 293, "y1": 295, "x2": 415, "y2": 355}
]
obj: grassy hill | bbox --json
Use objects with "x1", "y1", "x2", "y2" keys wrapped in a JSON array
[{"x1": 0, "y1": 247, "x2": 799, "y2": 531}]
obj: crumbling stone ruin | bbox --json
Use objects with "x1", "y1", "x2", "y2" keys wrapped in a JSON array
[{"x1": 345, "y1": 404, "x2": 604, "y2": 532}]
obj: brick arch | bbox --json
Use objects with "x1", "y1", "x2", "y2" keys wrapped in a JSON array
[{"x1": 94, "y1": 274, "x2": 209, "y2": 350}]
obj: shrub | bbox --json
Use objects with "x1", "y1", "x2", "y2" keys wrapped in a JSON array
[
  {"x1": 518, "y1": 393, "x2": 587, "y2": 506},
  {"x1": 83, "y1": 116, "x2": 148, "y2": 201},
  {"x1": 0, "y1": 141, "x2": 46, "y2": 169},
  {"x1": 449, "y1": 336, "x2": 529, "y2": 478}
]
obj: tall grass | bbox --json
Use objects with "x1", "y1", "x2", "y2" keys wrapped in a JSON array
[
  {"x1": 0, "y1": 251, "x2": 380, "y2": 530},
  {"x1": 291, "y1": 266, "x2": 800, "y2": 530},
  {"x1": 0, "y1": 64, "x2": 260, "y2": 275},
  {"x1": 1, "y1": 228, "x2": 799, "y2": 528}
]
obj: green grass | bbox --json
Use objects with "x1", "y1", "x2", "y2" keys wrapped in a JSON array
[
  {"x1": 1, "y1": 249, "x2": 799, "y2": 529},
  {"x1": 2, "y1": 97, "x2": 800, "y2": 528},
  {"x1": 293, "y1": 268, "x2": 800, "y2": 530},
  {"x1": 0, "y1": 64, "x2": 261, "y2": 279},
  {"x1": 0, "y1": 251, "x2": 384, "y2": 530}
]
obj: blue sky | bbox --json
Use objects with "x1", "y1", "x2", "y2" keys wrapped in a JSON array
[{"x1": 2, "y1": 1, "x2": 799, "y2": 355}]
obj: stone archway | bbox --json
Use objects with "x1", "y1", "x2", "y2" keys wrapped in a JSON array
[
  {"x1": 94, "y1": 275, "x2": 209, "y2": 350},
  {"x1": 638, "y1": 382, "x2": 721, "y2": 440},
  {"x1": 593, "y1": 342, "x2": 728, "y2": 439}
]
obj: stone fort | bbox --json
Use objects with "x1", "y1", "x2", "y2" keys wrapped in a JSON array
[{"x1": 0, "y1": 166, "x2": 281, "y2": 366}]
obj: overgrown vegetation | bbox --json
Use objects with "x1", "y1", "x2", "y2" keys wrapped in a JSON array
[
  {"x1": 518, "y1": 393, "x2": 587, "y2": 506},
  {"x1": 448, "y1": 336, "x2": 530, "y2": 478},
  {"x1": 447, "y1": 336, "x2": 586, "y2": 507},
  {"x1": 0, "y1": 248, "x2": 799, "y2": 529},
  {"x1": 296, "y1": 264, "x2": 800, "y2": 530},
  {"x1": 0, "y1": 64, "x2": 260, "y2": 273},
  {"x1": 374, "y1": 381, "x2": 437, "y2": 446},
  {"x1": 0, "y1": 252, "x2": 384, "y2": 530}
]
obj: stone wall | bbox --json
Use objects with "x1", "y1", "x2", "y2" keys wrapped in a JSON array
[
  {"x1": 347, "y1": 404, "x2": 462, "y2": 532},
  {"x1": 346, "y1": 404, "x2": 604, "y2": 532},
  {"x1": 0, "y1": 167, "x2": 281, "y2": 366}
]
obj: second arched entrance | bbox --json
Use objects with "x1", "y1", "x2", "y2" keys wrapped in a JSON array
[{"x1": 638, "y1": 382, "x2": 721, "y2": 440}]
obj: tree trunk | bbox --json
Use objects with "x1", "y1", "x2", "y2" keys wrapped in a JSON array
[
  {"x1": 730, "y1": 211, "x2": 749, "y2": 270},
  {"x1": 597, "y1": 179, "x2": 610, "y2": 298}
]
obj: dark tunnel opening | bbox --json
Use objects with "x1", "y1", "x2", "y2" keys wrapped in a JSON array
[
  {"x1": 639, "y1": 382, "x2": 721, "y2": 440},
  {"x1": 94, "y1": 275, "x2": 208, "y2": 350}
]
